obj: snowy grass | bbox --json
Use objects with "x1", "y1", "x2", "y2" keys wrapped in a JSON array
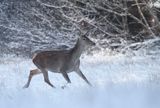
[{"x1": 0, "y1": 51, "x2": 160, "y2": 108}]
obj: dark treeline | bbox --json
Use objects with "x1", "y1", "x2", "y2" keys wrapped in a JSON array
[{"x1": 0, "y1": 0, "x2": 160, "y2": 57}]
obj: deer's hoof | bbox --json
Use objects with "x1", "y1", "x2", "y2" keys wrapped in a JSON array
[
  {"x1": 61, "y1": 85, "x2": 67, "y2": 89},
  {"x1": 23, "y1": 84, "x2": 29, "y2": 89}
]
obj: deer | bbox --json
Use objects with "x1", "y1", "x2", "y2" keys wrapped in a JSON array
[{"x1": 23, "y1": 33, "x2": 95, "y2": 88}]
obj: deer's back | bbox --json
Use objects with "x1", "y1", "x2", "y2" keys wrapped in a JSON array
[{"x1": 32, "y1": 50, "x2": 73, "y2": 72}]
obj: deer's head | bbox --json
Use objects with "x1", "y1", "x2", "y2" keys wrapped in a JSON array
[{"x1": 79, "y1": 33, "x2": 95, "y2": 47}]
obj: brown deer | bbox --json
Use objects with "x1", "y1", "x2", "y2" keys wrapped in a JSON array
[{"x1": 23, "y1": 34, "x2": 95, "y2": 88}]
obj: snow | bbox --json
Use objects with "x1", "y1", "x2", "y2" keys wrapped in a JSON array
[
  {"x1": 0, "y1": 51, "x2": 160, "y2": 108},
  {"x1": 154, "y1": 1, "x2": 160, "y2": 8}
]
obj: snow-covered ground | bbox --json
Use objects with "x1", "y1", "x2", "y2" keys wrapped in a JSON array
[{"x1": 0, "y1": 51, "x2": 160, "y2": 108}]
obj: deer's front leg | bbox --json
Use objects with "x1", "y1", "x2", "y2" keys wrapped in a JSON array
[
  {"x1": 61, "y1": 72, "x2": 71, "y2": 89},
  {"x1": 62, "y1": 72, "x2": 71, "y2": 83},
  {"x1": 75, "y1": 68, "x2": 92, "y2": 86}
]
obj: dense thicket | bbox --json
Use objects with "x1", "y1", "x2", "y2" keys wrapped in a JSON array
[{"x1": 0, "y1": 0, "x2": 160, "y2": 57}]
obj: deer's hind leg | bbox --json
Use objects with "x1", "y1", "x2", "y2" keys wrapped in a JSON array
[
  {"x1": 23, "y1": 69, "x2": 41, "y2": 88},
  {"x1": 41, "y1": 69, "x2": 55, "y2": 88},
  {"x1": 75, "y1": 68, "x2": 92, "y2": 86}
]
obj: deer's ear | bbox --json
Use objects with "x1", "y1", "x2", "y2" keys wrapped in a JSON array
[{"x1": 81, "y1": 31, "x2": 89, "y2": 37}]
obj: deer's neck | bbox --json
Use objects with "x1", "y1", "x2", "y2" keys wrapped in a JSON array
[{"x1": 71, "y1": 39, "x2": 84, "y2": 62}]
